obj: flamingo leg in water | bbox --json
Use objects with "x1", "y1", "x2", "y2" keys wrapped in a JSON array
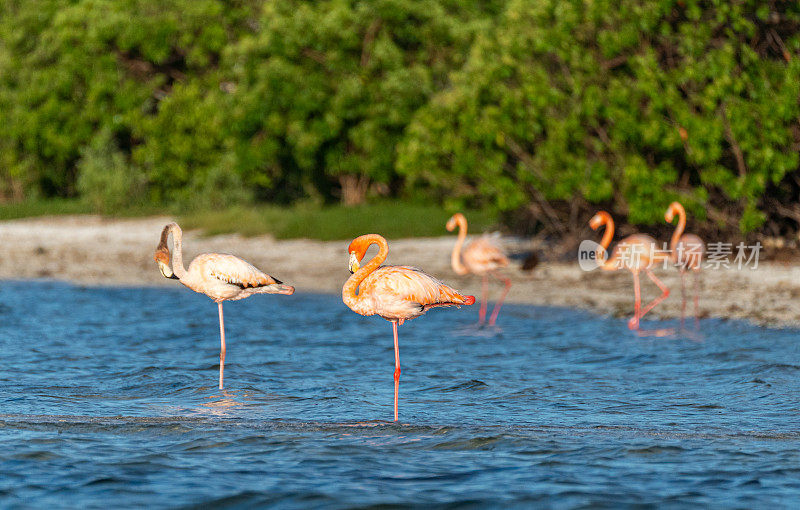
[
  {"x1": 487, "y1": 271, "x2": 511, "y2": 326},
  {"x1": 693, "y1": 270, "x2": 700, "y2": 330},
  {"x1": 478, "y1": 275, "x2": 488, "y2": 325},
  {"x1": 218, "y1": 302, "x2": 226, "y2": 390},
  {"x1": 638, "y1": 269, "x2": 670, "y2": 320},
  {"x1": 392, "y1": 320, "x2": 401, "y2": 422},
  {"x1": 628, "y1": 271, "x2": 642, "y2": 330},
  {"x1": 634, "y1": 270, "x2": 675, "y2": 337},
  {"x1": 680, "y1": 270, "x2": 687, "y2": 330}
]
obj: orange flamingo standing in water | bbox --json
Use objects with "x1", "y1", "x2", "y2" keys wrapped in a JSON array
[
  {"x1": 665, "y1": 202, "x2": 704, "y2": 329},
  {"x1": 342, "y1": 234, "x2": 475, "y2": 421},
  {"x1": 446, "y1": 213, "x2": 511, "y2": 326},
  {"x1": 589, "y1": 212, "x2": 671, "y2": 333},
  {"x1": 154, "y1": 222, "x2": 294, "y2": 389}
]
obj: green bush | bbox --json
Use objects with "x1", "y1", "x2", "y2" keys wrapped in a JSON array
[
  {"x1": 76, "y1": 129, "x2": 145, "y2": 212},
  {"x1": 0, "y1": 0, "x2": 259, "y2": 203},
  {"x1": 1, "y1": 0, "x2": 799, "y2": 235},
  {"x1": 398, "y1": 0, "x2": 800, "y2": 232},
  {"x1": 136, "y1": 0, "x2": 500, "y2": 205}
]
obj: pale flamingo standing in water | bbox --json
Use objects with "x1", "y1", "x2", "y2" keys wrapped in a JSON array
[
  {"x1": 342, "y1": 234, "x2": 475, "y2": 421},
  {"x1": 446, "y1": 213, "x2": 511, "y2": 326},
  {"x1": 665, "y1": 202, "x2": 704, "y2": 329},
  {"x1": 154, "y1": 222, "x2": 294, "y2": 389},
  {"x1": 589, "y1": 212, "x2": 672, "y2": 335}
]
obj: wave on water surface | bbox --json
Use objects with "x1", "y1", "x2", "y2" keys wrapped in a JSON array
[{"x1": 1, "y1": 281, "x2": 799, "y2": 507}]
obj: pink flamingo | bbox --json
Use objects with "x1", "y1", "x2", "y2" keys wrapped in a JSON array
[
  {"x1": 589, "y1": 211, "x2": 671, "y2": 333},
  {"x1": 342, "y1": 234, "x2": 475, "y2": 421},
  {"x1": 665, "y1": 202, "x2": 704, "y2": 329},
  {"x1": 446, "y1": 213, "x2": 511, "y2": 326},
  {"x1": 154, "y1": 222, "x2": 294, "y2": 389}
]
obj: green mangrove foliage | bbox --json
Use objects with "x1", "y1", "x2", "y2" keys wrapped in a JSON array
[
  {"x1": 0, "y1": 0, "x2": 798, "y2": 234},
  {"x1": 399, "y1": 0, "x2": 800, "y2": 233}
]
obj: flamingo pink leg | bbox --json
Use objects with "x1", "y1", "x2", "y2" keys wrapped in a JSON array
[
  {"x1": 628, "y1": 271, "x2": 642, "y2": 330},
  {"x1": 633, "y1": 269, "x2": 670, "y2": 328},
  {"x1": 488, "y1": 271, "x2": 511, "y2": 326},
  {"x1": 693, "y1": 270, "x2": 700, "y2": 329},
  {"x1": 680, "y1": 270, "x2": 687, "y2": 330},
  {"x1": 392, "y1": 320, "x2": 401, "y2": 422},
  {"x1": 478, "y1": 275, "x2": 488, "y2": 325},
  {"x1": 218, "y1": 302, "x2": 226, "y2": 390}
]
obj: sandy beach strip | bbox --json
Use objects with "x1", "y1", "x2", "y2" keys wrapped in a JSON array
[{"x1": 1, "y1": 215, "x2": 798, "y2": 328}]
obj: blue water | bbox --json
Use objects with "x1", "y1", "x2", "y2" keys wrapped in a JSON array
[{"x1": 1, "y1": 280, "x2": 799, "y2": 507}]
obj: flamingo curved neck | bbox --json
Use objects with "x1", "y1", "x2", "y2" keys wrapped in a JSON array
[
  {"x1": 450, "y1": 216, "x2": 469, "y2": 275},
  {"x1": 342, "y1": 235, "x2": 388, "y2": 314},
  {"x1": 596, "y1": 214, "x2": 616, "y2": 270},
  {"x1": 670, "y1": 208, "x2": 686, "y2": 256},
  {"x1": 168, "y1": 223, "x2": 188, "y2": 279}
]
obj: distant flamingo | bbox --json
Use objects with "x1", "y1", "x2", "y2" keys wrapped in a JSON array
[
  {"x1": 589, "y1": 212, "x2": 671, "y2": 333},
  {"x1": 446, "y1": 213, "x2": 511, "y2": 326},
  {"x1": 342, "y1": 234, "x2": 475, "y2": 421},
  {"x1": 154, "y1": 222, "x2": 294, "y2": 389},
  {"x1": 665, "y1": 202, "x2": 704, "y2": 329}
]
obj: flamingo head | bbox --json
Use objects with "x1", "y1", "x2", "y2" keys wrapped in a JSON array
[
  {"x1": 155, "y1": 223, "x2": 179, "y2": 279},
  {"x1": 589, "y1": 212, "x2": 607, "y2": 231},
  {"x1": 664, "y1": 201, "x2": 683, "y2": 223},
  {"x1": 446, "y1": 213, "x2": 464, "y2": 232},
  {"x1": 348, "y1": 235, "x2": 379, "y2": 274},
  {"x1": 154, "y1": 247, "x2": 177, "y2": 279},
  {"x1": 348, "y1": 239, "x2": 366, "y2": 274},
  {"x1": 348, "y1": 252, "x2": 360, "y2": 274}
]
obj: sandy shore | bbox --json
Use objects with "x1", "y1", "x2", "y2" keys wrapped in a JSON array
[{"x1": 1, "y1": 215, "x2": 798, "y2": 328}]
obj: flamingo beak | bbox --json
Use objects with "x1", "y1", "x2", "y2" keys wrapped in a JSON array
[
  {"x1": 157, "y1": 259, "x2": 177, "y2": 279},
  {"x1": 348, "y1": 252, "x2": 360, "y2": 274}
]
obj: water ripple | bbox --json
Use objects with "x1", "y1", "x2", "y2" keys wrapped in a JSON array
[{"x1": 0, "y1": 281, "x2": 799, "y2": 507}]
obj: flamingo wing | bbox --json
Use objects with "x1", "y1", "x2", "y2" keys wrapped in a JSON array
[
  {"x1": 195, "y1": 253, "x2": 282, "y2": 288},
  {"x1": 464, "y1": 237, "x2": 509, "y2": 270},
  {"x1": 607, "y1": 234, "x2": 667, "y2": 270},
  {"x1": 363, "y1": 265, "x2": 472, "y2": 320}
]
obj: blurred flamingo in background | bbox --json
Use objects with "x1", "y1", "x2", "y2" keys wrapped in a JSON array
[
  {"x1": 446, "y1": 213, "x2": 511, "y2": 326},
  {"x1": 342, "y1": 234, "x2": 475, "y2": 421},
  {"x1": 665, "y1": 202, "x2": 704, "y2": 329},
  {"x1": 589, "y1": 212, "x2": 672, "y2": 334},
  {"x1": 155, "y1": 222, "x2": 294, "y2": 389}
]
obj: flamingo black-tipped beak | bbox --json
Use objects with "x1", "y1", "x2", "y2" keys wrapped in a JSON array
[
  {"x1": 157, "y1": 260, "x2": 178, "y2": 279},
  {"x1": 348, "y1": 253, "x2": 360, "y2": 274}
]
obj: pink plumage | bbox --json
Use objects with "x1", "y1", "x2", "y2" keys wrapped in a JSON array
[
  {"x1": 347, "y1": 265, "x2": 474, "y2": 321},
  {"x1": 342, "y1": 233, "x2": 474, "y2": 421},
  {"x1": 446, "y1": 213, "x2": 512, "y2": 326},
  {"x1": 665, "y1": 202, "x2": 705, "y2": 329},
  {"x1": 154, "y1": 223, "x2": 294, "y2": 389}
]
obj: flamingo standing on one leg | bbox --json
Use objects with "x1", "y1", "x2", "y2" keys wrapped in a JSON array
[
  {"x1": 154, "y1": 222, "x2": 294, "y2": 389},
  {"x1": 589, "y1": 212, "x2": 672, "y2": 334},
  {"x1": 446, "y1": 213, "x2": 511, "y2": 326},
  {"x1": 665, "y1": 202, "x2": 704, "y2": 330},
  {"x1": 342, "y1": 234, "x2": 475, "y2": 422}
]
